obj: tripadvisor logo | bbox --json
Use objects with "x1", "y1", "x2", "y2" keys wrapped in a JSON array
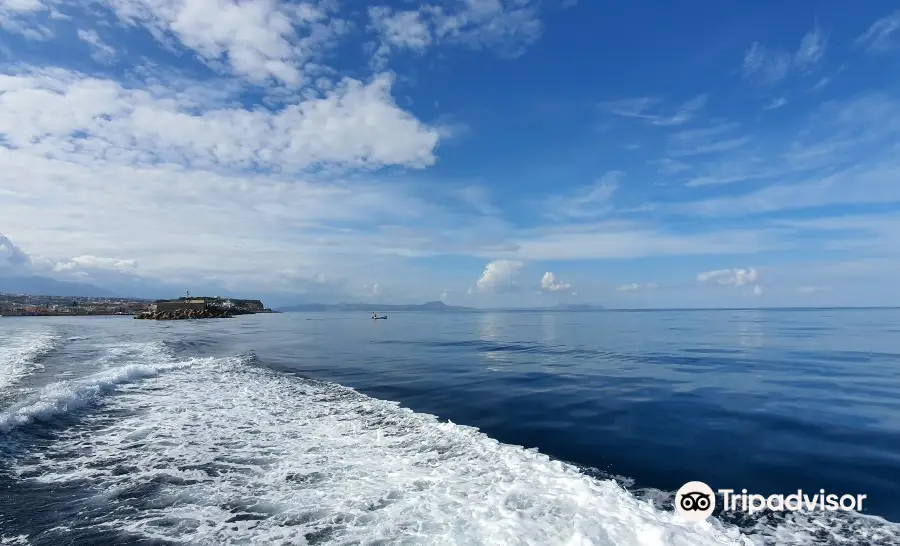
[
  {"x1": 675, "y1": 481, "x2": 716, "y2": 521},
  {"x1": 674, "y1": 481, "x2": 867, "y2": 521}
]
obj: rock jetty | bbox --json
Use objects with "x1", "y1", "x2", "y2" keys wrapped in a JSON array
[{"x1": 134, "y1": 308, "x2": 233, "y2": 320}]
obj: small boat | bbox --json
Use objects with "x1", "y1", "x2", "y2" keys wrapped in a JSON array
[{"x1": 372, "y1": 315, "x2": 388, "y2": 320}]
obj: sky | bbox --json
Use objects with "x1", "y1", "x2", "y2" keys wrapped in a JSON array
[{"x1": 1, "y1": 0, "x2": 900, "y2": 308}]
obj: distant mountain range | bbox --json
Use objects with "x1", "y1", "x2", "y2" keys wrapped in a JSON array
[
  {"x1": 0, "y1": 274, "x2": 118, "y2": 297},
  {"x1": 278, "y1": 300, "x2": 474, "y2": 312},
  {"x1": 277, "y1": 301, "x2": 605, "y2": 312}
]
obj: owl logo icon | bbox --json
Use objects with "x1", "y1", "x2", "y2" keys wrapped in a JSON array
[{"x1": 674, "y1": 481, "x2": 716, "y2": 521}]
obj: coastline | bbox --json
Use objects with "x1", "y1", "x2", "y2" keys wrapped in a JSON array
[{"x1": 0, "y1": 292, "x2": 273, "y2": 320}]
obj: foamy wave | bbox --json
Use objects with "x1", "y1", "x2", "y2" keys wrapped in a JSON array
[
  {"x1": 745, "y1": 509, "x2": 900, "y2": 545},
  {"x1": 11, "y1": 358, "x2": 752, "y2": 545},
  {"x1": 628, "y1": 485, "x2": 900, "y2": 545},
  {"x1": 0, "y1": 357, "x2": 207, "y2": 434},
  {"x1": 0, "y1": 535, "x2": 30, "y2": 545},
  {"x1": 0, "y1": 330, "x2": 59, "y2": 390},
  {"x1": 95, "y1": 340, "x2": 171, "y2": 369},
  {"x1": 9, "y1": 355, "x2": 899, "y2": 545}
]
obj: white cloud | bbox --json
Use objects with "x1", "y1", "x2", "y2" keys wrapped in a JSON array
[
  {"x1": 763, "y1": 97, "x2": 787, "y2": 111},
  {"x1": 0, "y1": 232, "x2": 31, "y2": 273},
  {"x1": 440, "y1": 288, "x2": 450, "y2": 302},
  {"x1": 423, "y1": 0, "x2": 543, "y2": 57},
  {"x1": 97, "y1": 0, "x2": 349, "y2": 86},
  {"x1": 742, "y1": 42, "x2": 792, "y2": 85},
  {"x1": 0, "y1": 136, "x2": 455, "y2": 292},
  {"x1": 1, "y1": 0, "x2": 47, "y2": 13},
  {"x1": 856, "y1": 10, "x2": 900, "y2": 53},
  {"x1": 616, "y1": 282, "x2": 658, "y2": 292},
  {"x1": 698, "y1": 268, "x2": 764, "y2": 299},
  {"x1": 600, "y1": 94, "x2": 707, "y2": 126},
  {"x1": 483, "y1": 221, "x2": 778, "y2": 261},
  {"x1": 662, "y1": 91, "x2": 900, "y2": 214},
  {"x1": 366, "y1": 0, "x2": 545, "y2": 68},
  {"x1": 369, "y1": 7, "x2": 431, "y2": 51},
  {"x1": 0, "y1": 0, "x2": 54, "y2": 39},
  {"x1": 539, "y1": 271, "x2": 570, "y2": 292},
  {"x1": 697, "y1": 267, "x2": 758, "y2": 286},
  {"x1": 77, "y1": 29, "x2": 117, "y2": 63},
  {"x1": 795, "y1": 26, "x2": 827, "y2": 68},
  {"x1": 54, "y1": 255, "x2": 137, "y2": 272},
  {"x1": 0, "y1": 68, "x2": 441, "y2": 173},
  {"x1": 545, "y1": 171, "x2": 621, "y2": 219},
  {"x1": 476, "y1": 260, "x2": 523, "y2": 293},
  {"x1": 672, "y1": 161, "x2": 900, "y2": 217},
  {"x1": 453, "y1": 185, "x2": 499, "y2": 216},
  {"x1": 742, "y1": 25, "x2": 827, "y2": 85},
  {"x1": 666, "y1": 122, "x2": 751, "y2": 158}
]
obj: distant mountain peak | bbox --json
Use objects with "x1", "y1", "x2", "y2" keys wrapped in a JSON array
[{"x1": 277, "y1": 300, "x2": 471, "y2": 312}]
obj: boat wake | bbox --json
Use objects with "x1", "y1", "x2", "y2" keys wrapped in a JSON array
[
  {"x1": 0, "y1": 330, "x2": 59, "y2": 391},
  {"x1": 1, "y1": 340, "x2": 898, "y2": 545}
]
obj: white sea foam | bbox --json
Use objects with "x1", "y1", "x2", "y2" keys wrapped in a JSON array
[
  {"x1": 4, "y1": 340, "x2": 899, "y2": 545},
  {"x1": 94, "y1": 340, "x2": 170, "y2": 369},
  {"x1": 0, "y1": 535, "x2": 30, "y2": 545},
  {"x1": 0, "y1": 356, "x2": 202, "y2": 434},
  {"x1": 11, "y1": 354, "x2": 897, "y2": 546},
  {"x1": 0, "y1": 330, "x2": 59, "y2": 390}
]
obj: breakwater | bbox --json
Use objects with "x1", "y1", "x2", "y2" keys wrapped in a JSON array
[{"x1": 134, "y1": 308, "x2": 233, "y2": 320}]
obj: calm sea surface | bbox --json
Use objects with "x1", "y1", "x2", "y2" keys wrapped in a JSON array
[{"x1": 1, "y1": 309, "x2": 900, "y2": 545}]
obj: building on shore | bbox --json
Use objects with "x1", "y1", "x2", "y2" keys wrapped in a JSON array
[
  {"x1": 148, "y1": 296, "x2": 270, "y2": 314},
  {"x1": 150, "y1": 299, "x2": 207, "y2": 313}
]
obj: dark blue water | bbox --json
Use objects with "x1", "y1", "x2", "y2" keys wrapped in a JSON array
[{"x1": 1, "y1": 309, "x2": 899, "y2": 545}]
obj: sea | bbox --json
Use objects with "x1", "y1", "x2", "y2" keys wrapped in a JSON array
[{"x1": 1, "y1": 309, "x2": 900, "y2": 545}]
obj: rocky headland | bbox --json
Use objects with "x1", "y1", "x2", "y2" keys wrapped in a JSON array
[
  {"x1": 134, "y1": 296, "x2": 270, "y2": 321},
  {"x1": 134, "y1": 308, "x2": 233, "y2": 320}
]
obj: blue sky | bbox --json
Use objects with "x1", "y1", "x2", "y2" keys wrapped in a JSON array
[{"x1": 1, "y1": 0, "x2": 899, "y2": 308}]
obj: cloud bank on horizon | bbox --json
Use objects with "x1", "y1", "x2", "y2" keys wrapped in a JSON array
[{"x1": 1, "y1": 0, "x2": 900, "y2": 308}]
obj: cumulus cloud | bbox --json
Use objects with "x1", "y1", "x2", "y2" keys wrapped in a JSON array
[
  {"x1": 369, "y1": 7, "x2": 432, "y2": 51},
  {"x1": 366, "y1": 0, "x2": 545, "y2": 68},
  {"x1": 0, "y1": 232, "x2": 165, "y2": 296},
  {"x1": 539, "y1": 271, "x2": 570, "y2": 292},
  {"x1": 698, "y1": 267, "x2": 763, "y2": 297},
  {"x1": 476, "y1": 260, "x2": 523, "y2": 293},
  {"x1": 0, "y1": 233, "x2": 31, "y2": 273},
  {"x1": 697, "y1": 267, "x2": 759, "y2": 286},
  {"x1": 0, "y1": 68, "x2": 441, "y2": 174},
  {"x1": 98, "y1": 0, "x2": 349, "y2": 86}
]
